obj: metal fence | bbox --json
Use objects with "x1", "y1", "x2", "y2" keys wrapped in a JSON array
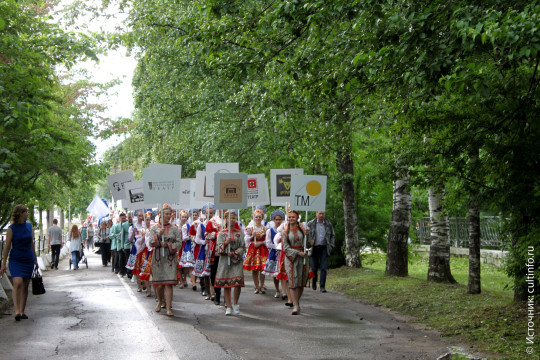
[
  {"x1": 0, "y1": 235, "x2": 4, "y2": 264},
  {"x1": 416, "y1": 216, "x2": 506, "y2": 249},
  {"x1": 0, "y1": 233, "x2": 68, "y2": 264}
]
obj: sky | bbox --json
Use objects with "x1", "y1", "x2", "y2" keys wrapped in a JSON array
[
  {"x1": 83, "y1": 50, "x2": 137, "y2": 160},
  {"x1": 56, "y1": 0, "x2": 137, "y2": 160}
]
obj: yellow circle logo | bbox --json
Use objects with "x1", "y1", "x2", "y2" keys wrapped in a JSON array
[{"x1": 306, "y1": 181, "x2": 321, "y2": 196}]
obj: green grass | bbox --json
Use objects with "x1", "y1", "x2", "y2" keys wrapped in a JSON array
[{"x1": 328, "y1": 253, "x2": 531, "y2": 360}]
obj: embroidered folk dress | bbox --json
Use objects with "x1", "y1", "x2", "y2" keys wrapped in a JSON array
[
  {"x1": 149, "y1": 223, "x2": 181, "y2": 286},
  {"x1": 282, "y1": 224, "x2": 313, "y2": 289},
  {"x1": 262, "y1": 227, "x2": 280, "y2": 277},
  {"x1": 192, "y1": 221, "x2": 208, "y2": 277},
  {"x1": 139, "y1": 227, "x2": 154, "y2": 282},
  {"x1": 214, "y1": 228, "x2": 245, "y2": 288},
  {"x1": 243, "y1": 224, "x2": 269, "y2": 271},
  {"x1": 131, "y1": 224, "x2": 147, "y2": 276},
  {"x1": 204, "y1": 217, "x2": 222, "y2": 274},
  {"x1": 179, "y1": 223, "x2": 195, "y2": 268}
]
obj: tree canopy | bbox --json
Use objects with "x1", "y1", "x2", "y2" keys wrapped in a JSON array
[
  {"x1": 0, "y1": 0, "x2": 106, "y2": 227},
  {"x1": 95, "y1": 0, "x2": 539, "y2": 296}
]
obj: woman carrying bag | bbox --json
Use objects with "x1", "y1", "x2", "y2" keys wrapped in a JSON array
[{"x1": 0, "y1": 204, "x2": 38, "y2": 321}]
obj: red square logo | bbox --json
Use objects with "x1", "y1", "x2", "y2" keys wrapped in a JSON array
[{"x1": 248, "y1": 179, "x2": 257, "y2": 189}]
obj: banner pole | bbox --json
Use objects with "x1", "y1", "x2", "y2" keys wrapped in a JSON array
[
  {"x1": 161, "y1": 205, "x2": 165, "y2": 258},
  {"x1": 228, "y1": 210, "x2": 231, "y2": 266},
  {"x1": 304, "y1": 210, "x2": 308, "y2": 265}
]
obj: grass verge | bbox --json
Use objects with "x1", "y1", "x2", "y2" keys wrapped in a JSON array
[{"x1": 327, "y1": 252, "x2": 531, "y2": 359}]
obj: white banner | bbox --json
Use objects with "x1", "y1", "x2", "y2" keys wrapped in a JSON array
[
  {"x1": 123, "y1": 180, "x2": 145, "y2": 210},
  {"x1": 142, "y1": 164, "x2": 182, "y2": 204},
  {"x1": 190, "y1": 179, "x2": 207, "y2": 209},
  {"x1": 214, "y1": 173, "x2": 248, "y2": 210},
  {"x1": 195, "y1": 170, "x2": 214, "y2": 202},
  {"x1": 270, "y1": 168, "x2": 304, "y2": 206},
  {"x1": 178, "y1": 178, "x2": 192, "y2": 208},
  {"x1": 289, "y1": 175, "x2": 327, "y2": 211},
  {"x1": 205, "y1": 163, "x2": 239, "y2": 197},
  {"x1": 247, "y1": 174, "x2": 269, "y2": 206},
  {"x1": 108, "y1": 170, "x2": 135, "y2": 201}
]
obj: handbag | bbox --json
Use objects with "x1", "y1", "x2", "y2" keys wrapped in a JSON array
[{"x1": 31, "y1": 266, "x2": 46, "y2": 295}]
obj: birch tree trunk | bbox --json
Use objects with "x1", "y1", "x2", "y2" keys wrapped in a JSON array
[
  {"x1": 336, "y1": 134, "x2": 361, "y2": 268},
  {"x1": 427, "y1": 185, "x2": 456, "y2": 283},
  {"x1": 386, "y1": 176, "x2": 411, "y2": 276}
]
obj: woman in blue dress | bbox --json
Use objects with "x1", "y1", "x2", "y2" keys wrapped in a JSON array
[{"x1": 0, "y1": 204, "x2": 38, "y2": 321}]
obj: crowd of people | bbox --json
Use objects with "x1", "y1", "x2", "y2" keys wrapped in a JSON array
[
  {"x1": 0, "y1": 202, "x2": 335, "y2": 321},
  {"x1": 98, "y1": 203, "x2": 335, "y2": 317}
]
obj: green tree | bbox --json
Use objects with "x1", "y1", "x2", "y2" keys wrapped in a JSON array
[{"x1": 0, "y1": 0, "x2": 104, "y2": 229}]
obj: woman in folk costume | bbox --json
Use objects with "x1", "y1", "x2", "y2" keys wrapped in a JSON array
[
  {"x1": 149, "y1": 204, "x2": 181, "y2": 316},
  {"x1": 203, "y1": 208, "x2": 222, "y2": 302},
  {"x1": 140, "y1": 211, "x2": 154, "y2": 297},
  {"x1": 274, "y1": 221, "x2": 292, "y2": 306},
  {"x1": 243, "y1": 208, "x2": 269, "y2": 294},
  {"x1": 176, "y1": 210, "x2": 188, "y2": 287},
  {"x1": 188, "y1": 209, "x2": 202, "y2": 292},
  {"x1": 192, "y1": 204, "x2": 214, "y2": 296},
  {"x1": 179, "y1": 209, "x2": 197, "y2": 289},
  {"x1": 262, "y1": 209, "x2": 285, "y2": 298},
  {"x1": 130, "y1": 210, "x2": 147, "y2": 292},
  {"x1": 282, "y1": 209, "x2": 313, "y2": 315},
  {"x1": 215, "y1": 210, "x2": 245, "y2": 315}
]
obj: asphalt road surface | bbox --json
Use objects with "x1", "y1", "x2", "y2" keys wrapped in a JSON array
[{"x1": 0, "y1": 251, "x2": 469, "y2": 360}]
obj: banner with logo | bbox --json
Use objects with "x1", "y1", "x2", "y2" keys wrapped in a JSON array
[
  {"x1": 289, "y1": 175, "x2": 327, "y2": 211},
  {"x1": 214, "y1": 173, "x2": 248, "y2": 209},
  {"x1": 142, "y1": 164, "x2": 182, "y2": 204},
  {"x1": 108, "y1": 170, "x2": 135, "y2": 201},
  {"x1": 205, "y1": 163, "x2": 239, "y2": 197},
  {"x1": 247, "y1": 174, "x2": 270, "y2": 206},
  {"x1": 270, "y1": 168, "x2": 304, "y2": 206}
]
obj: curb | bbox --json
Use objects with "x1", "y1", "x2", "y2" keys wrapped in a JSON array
[{"x1": 0, "y1": 251, "x2": 69, "y2": 315}]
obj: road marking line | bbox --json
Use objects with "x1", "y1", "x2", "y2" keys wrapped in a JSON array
[{"x1": 119, "y1": 278, "x2": 180, "y2": 360}]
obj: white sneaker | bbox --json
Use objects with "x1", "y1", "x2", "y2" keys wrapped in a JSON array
[
  {"x1": 225, "y1": 307, "x2": 232, "y2": 316},
  {"x1": 232, "y1": 304, "x2": 240, "y2": 315}
]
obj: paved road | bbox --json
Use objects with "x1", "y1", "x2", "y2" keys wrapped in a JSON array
[{"x1": 0, "y1": 252, "x2": 462, "y2": 360}]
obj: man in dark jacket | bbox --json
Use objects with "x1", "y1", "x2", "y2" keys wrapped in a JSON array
[{"x1": 307, "y1": 212, "x2": 335, "y2": 293}]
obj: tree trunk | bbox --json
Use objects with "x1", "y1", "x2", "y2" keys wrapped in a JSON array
[
  {"x1": 386, "y1": 176, "x2": 411, "y2": 277},
  {"x1": 467, "y1": 146, "x2": 481, "y2": 294},
  {"x1": 467, "y1": 198, "x2": 481, "y2": 293},
  {"x1": 427, "y1": 185, "x2": 456, "y2": 283},
  {"x1": 336, "y1": 135, "x2": 361, "y2": 268},
  {"x1": 38, "y1": 206, "x2": 43, "y2": 238},
  {"x1": 47, "y1": 208, "x2": 53, "y2": 230},
  {"x1": 59, "y1": 207, "x2": 65, "y2": 230}
]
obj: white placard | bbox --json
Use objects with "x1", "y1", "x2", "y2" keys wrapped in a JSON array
[
  {"x1": 108, "y1": 170, "x2": 135, "y2": 201},
  {"x1": 247, "y1": 174, "x2": 269, "y2": 206},
  {"x1": 124, "y1": 180, "x2": 145, "y2": 210},
  {"x1": 205, "y1": 163, "x2": 239, "y2": 197},
  {"x1": 142, "y1": 164, "x2": 182, "y2": 204},
  {"x1": 195, "y1": 170, "x2": 214, "y2": 202},
  {"x1": 190, "y1": 179, "x2": 206, "y2": 209},
  {"x1": 270, "y1": 168, "x2": 304, "y2": 206},
  {"x1": 178, "y1": 178, "x2": 193, "y2": 208},
  {"x1": 214, "y1": 173, "x2": 248, "y2": 210},
  {"x1": 289, "y1": 175, "x2": 327, "y2": 211}
]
